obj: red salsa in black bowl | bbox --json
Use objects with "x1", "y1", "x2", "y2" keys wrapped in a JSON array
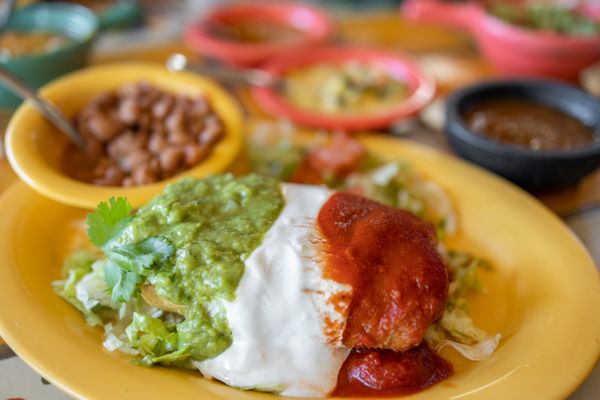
[{"x1": 445, "y1": 80, "x2": 600, "y2": 190}]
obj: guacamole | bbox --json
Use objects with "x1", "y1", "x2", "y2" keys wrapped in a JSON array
[{"x1": 55, "y1": 174, "x2": 284, "y2": 365}]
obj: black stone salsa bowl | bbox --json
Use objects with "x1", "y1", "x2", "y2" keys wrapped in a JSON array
[{"x1": 445, "y1": 80, "x2": 600, "y2": 190}]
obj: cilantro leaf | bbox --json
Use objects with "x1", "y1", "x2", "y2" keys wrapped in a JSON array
[
  {"x1": 105, "y1": 261, "x2": 142, "y2": 303},
  {"x1": 87, "y1": 197, "x2": 133, "y2": 249},
  {"x1": 106, "y1": 237, "x2": 173, "y2": 275},
  {"x1": 104, "y1": 260, "x2": 121, "y2": 288},
  {"x1": 104, "y1": 237, "x2": 173, "y2": 303}
]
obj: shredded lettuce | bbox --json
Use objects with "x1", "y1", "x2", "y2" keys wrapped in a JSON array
[
  {"x1": 438, "y1": 307, "x2": 487, "y2": 343},
  {"x1": 53, "y1": 250, "x2": 104, "y2": 326},
  {"x1": 239, "y1": 384, "x2": 285, "y2": 394},
  {"x1": 435, "y1": 334, "x2": 501, "y2": 361},
  {"x1": 103, "y1": 322, "x2": 139, "y2": 355},
  {"x1": 56, "y1": 191, "x2": 226, "y2": 368},
  {"x1": 247, "y1": 139, "x2": 304, "y2": 181},
  {"x1": 427, "y1": 251, "x2": 500, "y2": 360},
  {"x1": 75, "y1": 260, "x2": 117, "y2": 311},
  {"x1": 125, "y1": 312, "x2": 190, "y2": 366},
  {"x1": 447, "y1": 251, "x2": 490, "y2": 311}
]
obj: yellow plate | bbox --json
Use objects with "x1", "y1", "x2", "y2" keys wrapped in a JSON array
[
  {"x1": 4, "y1": 62, "x2": 243, "y2": 209},
  {"x1": 0, "y1": 136, "x2": 599, "y2": 400}
]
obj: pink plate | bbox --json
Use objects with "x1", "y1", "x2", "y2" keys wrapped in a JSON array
[
  {"x1": 252, "y1": 47, "x2": 436, "y2": 131},
  {"x1": 403, "y1": 0, "x2": 600, "y2": 81},
  {"x1": 184, "y1": 2, "x2": 332, "y2": 67}
]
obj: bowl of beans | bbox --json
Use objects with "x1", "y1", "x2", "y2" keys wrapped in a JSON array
[{"x1": 4, "y1": 62, "x2": 243, "y2": 209}]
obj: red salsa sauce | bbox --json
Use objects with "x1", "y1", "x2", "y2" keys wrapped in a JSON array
[
  {"x1": 463, "y1": 99, "x2": 596, "y2": 151},
  {"x1": 316, "y1": 192, "x2": 451, "y2": 396},
  {"x1": 333, "y1": 345, "x2": 452, "y2": 397}
]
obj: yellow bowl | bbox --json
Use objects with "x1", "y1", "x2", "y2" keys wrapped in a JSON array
[{"x1": 4, "y1": 62, "x2": 243, "y2": 209}]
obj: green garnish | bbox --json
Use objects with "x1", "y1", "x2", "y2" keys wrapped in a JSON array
[{"x1": 86, "y1": 197, "x2": 132, "y2": 248}]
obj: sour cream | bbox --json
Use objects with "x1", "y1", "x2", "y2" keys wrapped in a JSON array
[{"x1": 194, "y1": 183, "x2": 352, "y2": 397}]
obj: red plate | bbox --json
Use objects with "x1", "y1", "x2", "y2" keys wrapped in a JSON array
[
  {"x1": 252, "y1": 47, "x2": 436, "y2": 131},
  {"x1": 403, "y1": 0, "x2": 600, "y2": 81},
  {"x1": 184, "y1": 2, "x2": 332, "y2": 67}
]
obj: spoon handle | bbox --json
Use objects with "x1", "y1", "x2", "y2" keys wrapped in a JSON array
[
  {"x1": 0, "y1": 66, "x2": 86, "y2": 150},
  {"x1": 166, "y1": 53, "x2": 278, "y2": 88}
]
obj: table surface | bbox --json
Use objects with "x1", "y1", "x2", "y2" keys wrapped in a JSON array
[{"x1": 1, "y1": 10, "x2": 598, "y2": 400}]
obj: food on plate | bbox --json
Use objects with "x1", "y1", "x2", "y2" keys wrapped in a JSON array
[
  {"x1": 206, "y1": 20, "x2": 305, "y2": 44},
  {"x1": 285, "y1": 61, "x2": 408, "y2": 115},
  {"x1": 55, "y1": 134, "x2": 499, "y2": 397},
  {"x1": 62, "y1": 81, "x2": 224, "y2": 187},
  {"x1": 249, "y1": 131, "x2": 457, "y2": 236},
  {"x1": 317, "y1": 191, "x2": 448, "y2": 352},
  {"x1": 487, "y1": 2, "x2": 600, "y2": 36},
  {"x1": 463, "y1": 98, "x2": 597, "y2": 151},
  {"x1": 0, "y1": 31, "x2": 71, "y2": 58}
]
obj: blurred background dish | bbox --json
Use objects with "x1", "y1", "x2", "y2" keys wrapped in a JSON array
[
  {"x1": 445, "y1": 80, "x2": 600, "y2": 190},
  {"x1": 184, "y1": 1, "x2": 332, "y2": 67},
  {"x1": 0, "y1": 1, "x2": 142, "y2": 107},
  {"x1": 403, "y1": 0, "x2": 600, "y2": 81},
  {"x1": 252, "y1": 46, "x2": 435, "y2": 130},
  {"x1": 4, "y1": 62, "x2": 242, "y2": 209}
]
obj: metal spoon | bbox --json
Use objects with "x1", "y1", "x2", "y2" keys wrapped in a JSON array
[
  {"x1": 0, "y1": 0, "x2": 17, "y2": 32},
  {"x1": 166, "y1": 53, "x2": 280, "y2": 88},
  {"x1": 0, "y1": 65, "x2": 86, "y2": 150}
]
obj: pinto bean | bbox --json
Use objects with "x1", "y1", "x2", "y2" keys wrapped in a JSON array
[
  {"x1": 189, "y1": 96, "x2": 209, "y2": 117},
  {"x1": 89, "y1": 92, "x2": 118, "y2": 110},
  {"x1": 87, "y1": 113, "x2": 123, "y2": 142},
  {"x1": 119, "y1": 149, "x2": 151, "y2": 174},
  {"x1": 183, "y1": 144, "x2": 210, "y2": 167},
  {"x1": 169, "y1": 128, "x2": 192, "y2": 145},
  {"x1": 198, "y1": 118, "x2": 223, "y2": 145},
  {"x1": 118, "y1": 98, "x2": 140, "y2": 125},
  {"x1": 107, "y1": 131, "x2": 141, "y2": 159},
  {"x1": 131, "y1": 163, "x2": 158, "y2": 185},
  {"x1": 94, "y1": 165, "x2": 125, "y2": 186},
  {"x1": 152, "y1": 95, "x2": 174, "y2": 119},
  {"x1": 165, "y1": 110, "x2": 185, "y2": 133},
  {"x1": 119, "y1": 82, "x2": 144, "y2": 99},
  {"x1": 159, "y1": 146, "x2": 183, "y2": 174},
  {"x1": 148, "y1": 132, "x2": 168, "y2": 154}
]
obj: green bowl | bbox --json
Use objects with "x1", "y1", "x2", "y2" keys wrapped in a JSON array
[{"x1": 0, "y1": 1, "x2": 142, "y2": 107}]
